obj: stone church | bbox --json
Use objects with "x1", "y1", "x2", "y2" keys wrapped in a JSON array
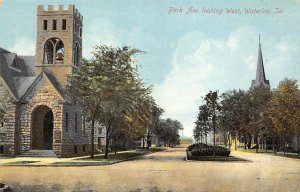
[{"x1": 0, "y1": 5, "x2": 101, "y2": 157}]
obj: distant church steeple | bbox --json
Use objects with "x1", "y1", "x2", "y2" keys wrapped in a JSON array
[{"x1": 251, "y1": 35, "x2": 270, "y2": 89}]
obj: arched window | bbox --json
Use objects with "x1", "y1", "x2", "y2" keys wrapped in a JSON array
[{"x1": 43, "y1": 38, "x2": 65, "y2": 64}]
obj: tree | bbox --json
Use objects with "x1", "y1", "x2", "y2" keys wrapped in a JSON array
[
  {"x1": 67, "y1": 45, "x2": 150, "y2": 158},
  {"x1": 194, "y1": 104, "x2": 210, "y2": 144},
  {"x1": 219, "y1": 90, "x2": 250, "y2": 150},
  {"x1": 144, "y1": 104, "x2": 164, "y2": 148},
  {"x1": 268, "y1": 78, "x2": 300, "y2": 155},
  {"x1": 158, "y1": 118, "x2": 183, "y2": 147},
  {"x1": 205, "y1": 91, "x2": 221, "y2": 156}
]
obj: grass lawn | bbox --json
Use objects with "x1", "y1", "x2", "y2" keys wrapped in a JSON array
[
  {"x1": 4, "y1": 161, "x2": 40, "y2": 165},
  {"x1": 241, "y1": 149, "x2": 300, "y2": 159},
  {"x1": 75, "y1": 150, "x2": 150, "y2": 161},
  {"x1": 186, "y1": 151, "x2": 249, "y2": 162},
  {"x1": 51, "y1": 150, "x2": 150, "y2": 166}
]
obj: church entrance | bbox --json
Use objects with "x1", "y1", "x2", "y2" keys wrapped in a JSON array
[{"x1": 31, "y1": 105, "x2": 54, "y2": 150}]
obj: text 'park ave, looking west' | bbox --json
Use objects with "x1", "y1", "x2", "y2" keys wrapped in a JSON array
[{"x1": 168, "y1": 7, "x2": 284, "y2": 15}]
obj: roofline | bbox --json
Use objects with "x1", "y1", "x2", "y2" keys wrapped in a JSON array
[
  {"x1": 0, "y1": 76, "x2": 18, "y2": 101},
  {"x1": 20, "y1": 72, "x2": 65, "y2": 102}
]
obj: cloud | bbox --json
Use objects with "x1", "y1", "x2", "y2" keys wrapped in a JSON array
[
  {"x1": 83, "y1": 18, "x2": 126, "y2": 58},
  {"x1": 9, "y1": 37, "x2": 35, "y2": 55},
  {"x1": 83, "y1": 18, "x2": 148, "y2": 59},
  {"x1": 153, "y1": 26, "x2": 261, "y2": 137}
]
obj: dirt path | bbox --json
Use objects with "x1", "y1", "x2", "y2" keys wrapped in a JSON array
[{"x1": 0, "y1": 147, "x2": 300, "y2": 192}]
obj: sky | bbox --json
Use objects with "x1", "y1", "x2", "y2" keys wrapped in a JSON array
[{"x1": 0, "y1": 0, "x2": 300, "y2": 137}]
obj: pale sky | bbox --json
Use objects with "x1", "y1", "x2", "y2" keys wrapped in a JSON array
[{"x1": 0, "y1": 0, "x2": 300, "y2": 137}]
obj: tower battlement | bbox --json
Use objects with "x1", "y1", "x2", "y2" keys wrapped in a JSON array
[
  {"x1": 37, "y1": 4, "x2": 83, "y2": 21},
  {"x1": 35, "y1": 4, "x2": 83, "y2": 86}
]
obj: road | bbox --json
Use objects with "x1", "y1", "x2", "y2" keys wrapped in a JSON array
[{"x1": 0, "y1": 147, "x2": 300, "y2": 192}]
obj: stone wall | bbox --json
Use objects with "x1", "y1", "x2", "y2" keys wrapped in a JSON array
[
  {"x1": 0, "y1": 80, "x2": 18, "y2": 156},
  {"x1": 61, "y1": 104, "x2": 90, "y2": 157},
  {"x1": 35, "y1": 4, "x2": 83, "y2": 86},
  {"x1": 19, "y1": 77, "x2": 63, "y2": 156}
]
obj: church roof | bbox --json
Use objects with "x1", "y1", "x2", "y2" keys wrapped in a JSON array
[
  {"x1": 20, "y1": 71, "x2": 66, "y2": 102},
  {"x1": 0, "y1": 47, "x2": 67, "y2": 102},
  {"x1": 251, "y1": 37, "x2": 270, "y2": 89}
]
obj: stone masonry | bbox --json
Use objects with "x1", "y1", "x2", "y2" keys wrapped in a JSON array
[{"x1": 0, "y1": 5, "x2": 99, "y2": 157}]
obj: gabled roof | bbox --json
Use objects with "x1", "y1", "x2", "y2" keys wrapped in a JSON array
[
  {"x1": 0, "y1": 47, "x2": 36, "y2": 100},
  {"x1": 20, "y1": 71, "x2": 66, "y2": 102}
]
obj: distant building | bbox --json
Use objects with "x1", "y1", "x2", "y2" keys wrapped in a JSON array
[
  {"x1": 251, "y1": 36, "x2": 270, "y2": 90},
  {"x1": 0, "y1": 5, "x2": 100, "y2": 157}
]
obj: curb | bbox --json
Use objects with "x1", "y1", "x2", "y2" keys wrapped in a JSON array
[{"x1": 0, "y1": 152, "x2": 151, "y2": 167}]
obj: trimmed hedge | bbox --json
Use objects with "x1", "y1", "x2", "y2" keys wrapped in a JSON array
[
  {"x1": 187, "y1": 143, "x2": 208, "y2": 151},
  {"x1": 187, "y1": 143, "x2": 230, "y2": 157}
]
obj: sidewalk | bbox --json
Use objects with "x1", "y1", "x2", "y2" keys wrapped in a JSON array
[
  {"x1": 0, "y1": 150, "x2": 151, "y2": 167},
  {"x1": 239, "y1": 149, "x2": 300, "y2": 159}
]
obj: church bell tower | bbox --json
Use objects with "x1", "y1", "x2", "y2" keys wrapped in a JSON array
[{"x1": 35, "y1": 5, "x2": 83, "y2": 86}]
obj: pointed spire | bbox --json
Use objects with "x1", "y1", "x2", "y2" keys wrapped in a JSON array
[{"x1": 251, "y1": 35, "x2": 270, "y2": 89}]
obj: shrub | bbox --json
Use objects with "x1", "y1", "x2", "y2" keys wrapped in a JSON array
[
  {"x1": 187, "y1": 143, "x2": 208, "y2": 151},
  {"x1": 188, "y1": 143, "x2": 230, "y2": 157}
]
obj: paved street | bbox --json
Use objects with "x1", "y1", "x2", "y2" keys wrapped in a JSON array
[{"x1": 0, "y1": 147, "x2": 300, "y2": 192}]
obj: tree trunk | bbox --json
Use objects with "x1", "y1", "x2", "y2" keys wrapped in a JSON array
[
  {"x1": 213, "y1": 114, "x2": 216, "y2": 157},
  {"x1": 228, "y1": 134, "x2": 232, "y2": 150},
  {"x1": 272, "y1": 136, "x2": 275, "y2": 154},
  {"x1": 114, "y1": 137, "x2": 117, "y2": 155},
  {"x1": 283, "y1": 134, "x2": 286, "y2": 155},
  {"x1": 200, "y1": 131, "x2": 203, "y2": 143},
  {"x1": 297, "y1": 135, "x2": 299, "y2": 156},
  {"x1": 256, "y1": 137, "x2": 258, "y2": 153},
  {"x1": 223, "y1": 134, "x2": 227, "y2": 147},
  {"x1": 142, "y1": 136, "x2": 145, "y2": 149},
  {"x1": 247, "y1": 135, "x2": 252, "y2": 149},
  {"x1": 234, "y1": 134, "x2": 237, "y2": 150},
  {"x1": 104, "y1": 125, "x2": 110, "y2": 159},
  {"x1": 90, "y1": 115, "x2": 95, "y2": 158}
]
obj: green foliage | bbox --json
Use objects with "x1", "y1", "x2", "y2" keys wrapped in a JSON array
[
  {"x1": 268, "y1": 78, "x2": 300, "y2": 150},
  {"x1": 194, "y1": 104, "x2": 210, "y2": 143},
  {"x1": 67, "y1": 45, "x2": 153, "y2": 158},
  {"x1": 187, "y1": 143, "x2": 208, "y2": 151},
  {"x1": 187, "y1": 143, "x2": 230, "y2": 157},
  {"x1": 157, "y1": 118, "x2": 183, "y2": 146}
]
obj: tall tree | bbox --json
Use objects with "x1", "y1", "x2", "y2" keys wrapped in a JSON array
[
  {"x1": 67, "y1": 45, "x2": 150, "y2": 158},
  {"x1": 158, "y1": 118, "x2": 183, "y2": 147},
  {"x1": 268, "y1": 78, "x2": 300, "y2": 154},
  {"x1": 194, "y1": 104, "x2": 210, "y2": 144},
  {"x1": 205, "y1": 91, "x2": 221, "y2": 156}
]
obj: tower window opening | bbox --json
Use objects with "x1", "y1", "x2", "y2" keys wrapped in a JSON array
[
  {"x1": 0, "y1": 146, "x2": 3, "y2": 154},
  {"x1": 79, "y1": 27, "x2": 82, "y2": 37},
  {"x1": 52, "y1": 20, "x2": 57, "y2": 30},
  {"x1": 62, "y1": 19, "x2": 67, "y2": 30},
  {"x1": 43, "y1": 20, "x2": 48, "y2": 30},
  {"x1": 43, "y1": 38, "x2": 64, "y2": 64}
]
